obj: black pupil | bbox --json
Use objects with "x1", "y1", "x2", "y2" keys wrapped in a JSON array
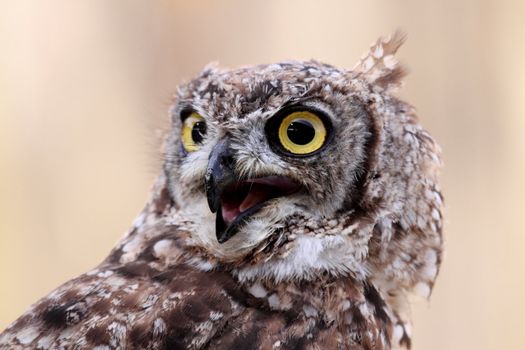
[
  {"x1": 191, "y1": 122, "x2": 206, "y2": 143},
  {"x1": 287, "y1": 120, "x2": 315, "y2": 145}
]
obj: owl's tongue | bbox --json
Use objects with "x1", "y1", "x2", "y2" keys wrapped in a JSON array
[
  {"x1": 221, "y1": 184, "x2": 268, "y2": 223},
  {"x1": 220, "y1": 177, "x2": 300, "y2": 225}
]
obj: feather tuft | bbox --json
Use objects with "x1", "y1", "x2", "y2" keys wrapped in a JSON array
[{"x1": 352, "y1": 31, "x2": 408, "y2": 91}]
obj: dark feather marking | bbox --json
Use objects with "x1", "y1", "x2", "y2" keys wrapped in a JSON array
[
  {"x1": 203, "y1": 307, "x2": 278, "y2": 350},
  {"x1": 363, "y1": 283, "x2": 389, "y2": 324},
  {"x1": 240, "y1": 80, "x2": 282, "y2": 115},
  {"x1": 91, "y1": 298, "x2": 111, "y2": 314},
  {"x1": 129, "y1": 322, "x2": 153, "y2": 349},
  {"x1": 85, "y1": 324, "x2": 111, "y2": 346},
  {"x1": 224, "y1": 310, "x2": 267, "y2": 350},
  {"x1": 105, "y1": 244, "x2": 126, "y2": 264},
  {"x1": 154, "y1": 186, "x2": 174, "y2": 215},
  {"x1": 41, "y1": 301, "x2": 77, "y2": 329},
  {"x1": 162, "y1": 308, "x2": 194, "y2": 350},
  {"x1": 181, "y1": 298, "x2": 212, "y2": 323},
  {"x1": 399, "y1": 329, "x2": 412, "y2": 348},
  {"x1": 350, "y1": 305, "x2": 366, "y2": 329},
  {"x1": 285, "y1": 332, "x2": 311, "y2": 350}
]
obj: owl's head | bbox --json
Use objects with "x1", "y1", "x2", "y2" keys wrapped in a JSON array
[{"x1": 164, "y1": 33, "x2": 442, "y2": 292}]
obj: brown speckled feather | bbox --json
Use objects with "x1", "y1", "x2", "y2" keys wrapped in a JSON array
[
  {"x1": 0, "y1": 196, "x2": 399, "y2": 349},
  {"x1": 0, "y1": 33, "x2": 442, "y2": 350}
]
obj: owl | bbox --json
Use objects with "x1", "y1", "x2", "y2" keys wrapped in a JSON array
[{"x1": 0, "y1": 33, "x2": 443, "y2": 350}]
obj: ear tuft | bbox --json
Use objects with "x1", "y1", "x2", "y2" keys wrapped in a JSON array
[{"x1": 352, "y1": 31, "x2": 408, "y2": 91}]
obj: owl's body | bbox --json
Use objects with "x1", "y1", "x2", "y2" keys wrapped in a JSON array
[{"x1": 0, "y1": 34, "x2": 443, "y2": 350}]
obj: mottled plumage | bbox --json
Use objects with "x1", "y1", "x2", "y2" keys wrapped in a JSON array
[{"x1": 0, "y1": 33, "x2": 443, "y2": 350}]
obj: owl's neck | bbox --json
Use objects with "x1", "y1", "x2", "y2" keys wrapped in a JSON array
[
  {"x1": 100, "y1": 176, "x2": 413, "y2": 349},
  {"x1": 106, "y1": 216, "x2": 412, "y2": 350},
  {"x1": 109, "y1": 174, "x2": 380, "y2": 290}
]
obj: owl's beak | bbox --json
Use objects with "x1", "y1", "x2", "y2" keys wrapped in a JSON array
[
  {"x1": 205, "y1": 139, "x2": 241, "y2": 243},
  {"x1": 204, "y1": 139, "x2": 235, "y2": 214}
]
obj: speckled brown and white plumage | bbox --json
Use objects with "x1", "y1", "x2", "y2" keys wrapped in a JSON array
[{"x1": 0, "y1": 33, "x2": 443, "y2": 350}]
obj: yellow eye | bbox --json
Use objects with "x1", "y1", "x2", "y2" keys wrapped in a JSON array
[
  {"x1": 181, "y1": 112, "x2": 207, "y2": 152},
  {"x1": 277, "y1": 111, "x2": 327, "y2": 155}
]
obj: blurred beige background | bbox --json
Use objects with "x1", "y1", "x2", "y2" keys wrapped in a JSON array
[{"x1": 1, "y1": 0, "x2": 524, "y2": 348}]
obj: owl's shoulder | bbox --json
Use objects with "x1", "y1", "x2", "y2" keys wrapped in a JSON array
[
  {"x1": 0, "y1": 257, "x2": 242, "y2": 349},
  {"x1": 0, "y1": 257, "x2": 401, "y2": 350}
]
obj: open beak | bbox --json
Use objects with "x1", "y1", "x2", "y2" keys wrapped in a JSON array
[{"x1": 204, "y1": 140, "x2": 301, "y2": 244}]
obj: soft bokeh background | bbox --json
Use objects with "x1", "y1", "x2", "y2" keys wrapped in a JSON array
[{"x1": 1, "y1": 0, "x2": 524, "y2": 348}]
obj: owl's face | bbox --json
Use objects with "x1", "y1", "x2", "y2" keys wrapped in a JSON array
[
  {"x1": 165, "y1": 62, "x2": 373, "y2": 260},
  {"x1": 164, "y1": 44, "x2": 442, "y2": 289}
]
